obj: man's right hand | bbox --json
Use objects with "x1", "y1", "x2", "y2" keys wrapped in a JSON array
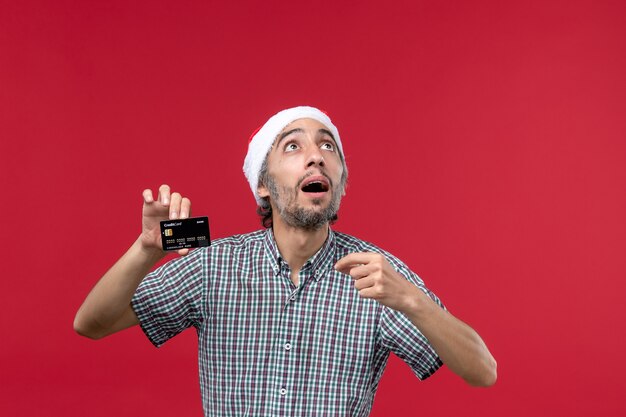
[
  {"x1": 74, "y1": 183, "x2": 193, "y2": 339},
  {"x1": 140, "y1": 184, "x2": 192, "y2": 257}
]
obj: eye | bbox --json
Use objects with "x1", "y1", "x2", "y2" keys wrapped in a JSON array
[
  {"x1": 321, "y1": 142, "x2": 335, "y2": 151},
  {"x1": 284, "y1": 142, "x2": 299, "y2": 152}
]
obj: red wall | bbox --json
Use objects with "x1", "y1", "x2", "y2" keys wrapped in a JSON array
[{"x1": 2, "y1": 1, "x2": 625, "y2": 416}]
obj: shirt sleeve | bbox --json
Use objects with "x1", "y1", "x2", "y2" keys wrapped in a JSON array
[
  {"x1": 131, "y1": 248, "x2": 206, "y2": 347},
  {"x1": 378, "y1": 254, "x2": 444, "y2": 380}
]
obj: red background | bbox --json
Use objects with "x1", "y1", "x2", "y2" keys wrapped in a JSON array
[{"x1": 2, "y1": 1, "x2": 625, "y2": 416}]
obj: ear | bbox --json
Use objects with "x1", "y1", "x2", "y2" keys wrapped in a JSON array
[{"x1": 257, "y1": 182, "x2": 270, "y2": 199}]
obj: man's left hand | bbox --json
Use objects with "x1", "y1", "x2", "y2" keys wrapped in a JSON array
[{"x1": 334, "y1": 252, "x2": 420, "y2": 313}]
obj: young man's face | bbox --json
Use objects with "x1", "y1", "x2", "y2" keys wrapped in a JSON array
[{"x1": 258, "y1": 118, "x2": 346, "y2": 230}]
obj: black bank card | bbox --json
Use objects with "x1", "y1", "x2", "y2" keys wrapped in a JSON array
[{"x1": 160, "y1": 216, "x2": 210, "y2": 251}]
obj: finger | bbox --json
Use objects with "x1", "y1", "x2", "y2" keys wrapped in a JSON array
[
  {"x1": 357, "y1": 287, "x2": 381, "y2": 300},
  {"x1": 142, "y1": 189, "x2": 154, "y2": 204},
  {"x1": 177, "y1": 248, "x2": 190, "y2": 257},
  {"x1": 180, "y1": 197, "x2": 191, "y2": 219},
  {"x1": 354, "y1": 276, "x2": 375, "y2": 291},
  {"x1": 336, "y1": 252, "x2": 388, "y2": 276},
  {"x1": 347, "y1": 264, "x2": 373, "y2": 280},
  {"x1": 334, "y1": 252, "x2": 374, "y2": 274},
  {"x1": 169, "y1": 192, "x2": 182, "y2": 219},
  {"x1": 335, "y1": 262, "x2": 364, "y2": 276},
  {"x1": 158, "y1": 184, "x2": 171, "y2": 206}
]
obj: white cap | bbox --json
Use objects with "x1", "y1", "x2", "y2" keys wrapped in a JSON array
[{"x1": 243, "y1": 106, "x2": 344, "y2": 207}]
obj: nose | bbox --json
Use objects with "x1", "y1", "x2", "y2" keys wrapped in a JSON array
[{"x1": 305, "y1": 146, "x2": 325, "y2": 168}]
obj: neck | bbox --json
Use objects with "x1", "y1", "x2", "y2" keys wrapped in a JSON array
[{"x1": 271, "y1": 216, "x2": 329, "y2": 273}]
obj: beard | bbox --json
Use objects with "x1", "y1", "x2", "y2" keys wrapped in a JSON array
[{"x1": 264, "y1": 172, "x2": 343, "y2": 230}]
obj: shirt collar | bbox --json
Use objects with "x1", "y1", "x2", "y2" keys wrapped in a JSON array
[{"x1": 263, "y1": 227, "x2": 336, "y2": 282}]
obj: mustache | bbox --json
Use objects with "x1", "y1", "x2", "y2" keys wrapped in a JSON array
[{"x1": 296, "y1": 170, "x2": 333, "y2": 189}]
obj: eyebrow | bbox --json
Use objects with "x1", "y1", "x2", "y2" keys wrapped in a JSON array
[{"x1": 276, "y1": 128, "x2": 336, "y2": 147}]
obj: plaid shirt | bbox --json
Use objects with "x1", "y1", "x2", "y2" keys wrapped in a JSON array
[{"x1": 132, "y1": 228, "x2": 443, "y2": 417}]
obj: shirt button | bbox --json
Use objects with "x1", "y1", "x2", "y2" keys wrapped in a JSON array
[
  {"x1": 284, "y1": 342, "x2": 292, "y2": 351},
  {"x1": 279, "y1": 388, "x2": 287, "y2": 396},
  {"x1": 289, "y1": 295, "x2": 296, "y2": 301}
]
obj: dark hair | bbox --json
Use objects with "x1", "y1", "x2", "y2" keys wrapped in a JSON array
[
  {"x1": 256, "y1": 157, "x2": 273, "y2": 227},
  {"x1": 257, "y1": 204, "x2": 274, "y2": 228}
]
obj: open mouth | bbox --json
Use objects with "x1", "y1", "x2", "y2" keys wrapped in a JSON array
[{"x1": 300, "y1": 176, "x2": 330, "y2": 194}]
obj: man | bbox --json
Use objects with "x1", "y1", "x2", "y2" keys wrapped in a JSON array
[{"x1": 74, "y1": 106, "x2": 497, "y2": 416}]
